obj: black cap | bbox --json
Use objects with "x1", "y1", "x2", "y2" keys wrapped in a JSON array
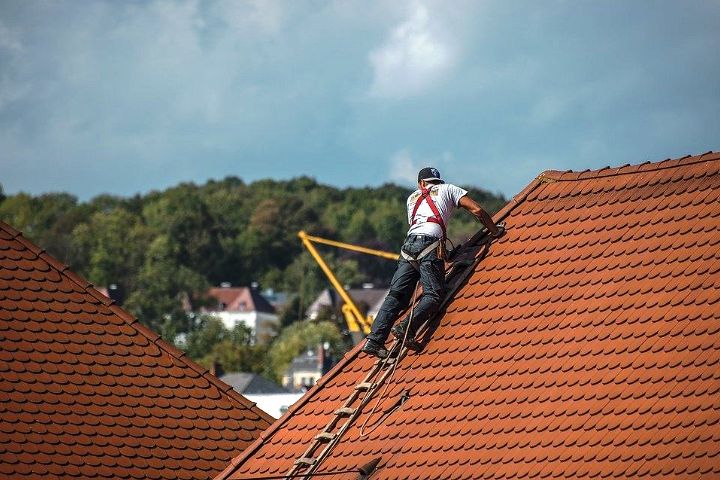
[{"x1": 418, "y1": 167, "x2": 443, "y2": 183}]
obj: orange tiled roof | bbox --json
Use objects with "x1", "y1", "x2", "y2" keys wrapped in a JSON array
[
  {"x1": 216, "y1": 152, "x2": 720, "y2": 479},
  {"x1": 0, "y1": 222, "x2": 274, "y2": 479}
]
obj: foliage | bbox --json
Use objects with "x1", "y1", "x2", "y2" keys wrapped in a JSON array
[
  {"x1": 122, "y1": 235, "x2": 209, "y2": 337},
  {"x1": 178, "y1": 316, "x2": 269, "y2": 375},
  {"x1": 0, "y1": 176, "x2": 507, "y2": 372},
  {"x1": 266, "y1": 320, "x2": 345, "y2": 382}
]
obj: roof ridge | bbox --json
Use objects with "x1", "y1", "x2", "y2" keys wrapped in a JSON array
[
  {"x1": 0, "y1": 221, "x2": 275, "y2": 425},
  {"x1": 539, "y1": 151, "x2": 718, "y2": 183}
]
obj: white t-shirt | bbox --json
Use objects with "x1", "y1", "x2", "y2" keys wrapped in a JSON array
[{"x1": 406, "y1": 183, "x2": 468, "y2": 238}]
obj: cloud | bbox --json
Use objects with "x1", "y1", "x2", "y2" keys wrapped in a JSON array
[
  {"x1": 368, "y1": 3, "x2": 456, "y2": 99},
  {"x1": 389, "y1": 148, "x2": 456, "y2": 185},
  {"x1": 0, "y1": 20, "x2": 22, "y2": 52},
  {"x1": 214, "y1": 0, "x2": 287, "y2": 35},
  {"x1": 389, "y1": 149, "x2": 421, "y2": 184},
  {"x1": 0, "y1": 1, "x2": 718, "y2": 200}
]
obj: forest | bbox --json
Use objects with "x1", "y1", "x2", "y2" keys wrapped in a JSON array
[{"x1": 0, "y1": 178, "x2": 506, "y2": 382}]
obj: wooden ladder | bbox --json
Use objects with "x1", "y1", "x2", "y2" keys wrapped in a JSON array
[
  {"x1": 285, "y1": 339, "x2": 406, "y2": 479},
  {"x1": 285, "y1": 235, "x2": 491, "y2": 479}
]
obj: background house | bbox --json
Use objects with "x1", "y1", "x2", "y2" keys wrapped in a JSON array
[
  {"x1": 282, "y1": 287, "x2": 388, "y2": 392},
  {"x1": 306, "y1": 286, "x2": 387, "y2": 324},
  {"x1": 199, "y1": 284, "x2": 278, "y2": 344},
  {"x1": 219, "y1": 372, "x2": 303, "y2": 419},
  {"x1": 281, "y1": 344, "x2": 336, "y2": 392}
]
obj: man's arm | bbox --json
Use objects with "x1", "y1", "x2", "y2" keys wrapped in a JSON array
[{"x1": 458, "y1": 195, "x2": 502, "y2": 237}]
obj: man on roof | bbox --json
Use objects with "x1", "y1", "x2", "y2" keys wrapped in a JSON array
[{"x1": 361, "y1": 167, "x2": 504, "y2": 359}]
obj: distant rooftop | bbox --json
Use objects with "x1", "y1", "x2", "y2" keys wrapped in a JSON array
[
  {"x1": 220, "y1": 372, "x2": 289, "y2": 395},
  {"x1": 204, "y1": 285, "x2": 275, "y2": 314}
]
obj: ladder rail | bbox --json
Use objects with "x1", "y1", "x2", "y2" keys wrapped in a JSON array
[
  {"x1": 284, "y1": 341, "x2": 405, "y2": 479},
  {"x1": 301, "y1": 345, "x2": 407, "y2": 479},
  {"x1": 285, "y1": 236, "x2": 491, "y2": 479}
]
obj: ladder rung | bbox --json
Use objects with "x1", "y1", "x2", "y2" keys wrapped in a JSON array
[
  {"x1": 335, "y1": 407, "x2": 356, "y2": 416},
  {"x1": 355, "y1": 382, "x2": 374, "y2": 391},
  {"x1": 295, "y1": 457, "x2": 316, "y2": 466},
  {"x1": 375, "y1": 357, "x2": 396, "y2": 366},
  {"x1": 314, "y1": 432, "x2": 336, "y2": 442}
]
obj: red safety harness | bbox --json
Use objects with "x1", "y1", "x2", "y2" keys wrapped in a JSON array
[{"x1": 410, "y1": 186, "x2": 447, "y2": 239}]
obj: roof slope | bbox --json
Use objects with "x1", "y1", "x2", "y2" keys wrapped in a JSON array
[
  {"x1": 0, "y1": 222, "x2": 274, "y2": 479},
  {"x1": 217, "y1": 152, "x2": 720, "y2": 479},
  {"x1": 207, "y1": 287, "x2": 275, "y2": 314}
]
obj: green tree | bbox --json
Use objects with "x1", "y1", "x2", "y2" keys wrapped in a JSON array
[
  {"x1": 199, "y1": 340, "x2": 268, "y2": 375},
  {"x1": 277, "y1": 295, "x2": 303, "y2": 329},
  {"x1": 142, "y1": 184, "x2": 222, "y2": 279},
  {"x1": 181, "y1": 315, "x2": 229, "y2": 359},
  {"x1": 266, "y1": 320, "x2": 345, "y2": 382},
  {"x1": 179, "y1": 316, "x2": 269, "y2": 374},
  {"x1": 70, "y1": 208, "x2": 151, "y2": 291},
  {"x1": 123, "y1": 235, "x2": 209, "y2": 338},
  {"x1": 0, "y1": 192, "x2": 85, "y2": 262}
]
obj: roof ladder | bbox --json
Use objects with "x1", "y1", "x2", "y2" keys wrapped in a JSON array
[
  {"x1": 284, "y1": 338, "x2": 406, "y2": 480},
  {"x1": 285, "y1": 240, "x2": 488, "y2": 479}
]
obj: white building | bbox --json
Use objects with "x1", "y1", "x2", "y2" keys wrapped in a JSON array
[
  {"x1": 219, "y1": 372, "x2": 303, "y2": 418},
  {"x1": 201, "y1": 285, "x2": 278, "y2": 344}
]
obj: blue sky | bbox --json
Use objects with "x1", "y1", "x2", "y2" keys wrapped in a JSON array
[{"x1": 1, "y1": 0, "x2": 718, "y2": 200}]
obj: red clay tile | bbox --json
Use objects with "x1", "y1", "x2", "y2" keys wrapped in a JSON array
[
  {"x1": 214, "y1": 152, "x2": 720, "y2": 480},
  {"x1": 0, "y1": 224, "x2": 273, "y2": 479}
]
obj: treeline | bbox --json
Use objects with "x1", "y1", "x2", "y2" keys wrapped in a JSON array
[{"x1": 0, "y1": 178, "x2": 505, "y2": 377}]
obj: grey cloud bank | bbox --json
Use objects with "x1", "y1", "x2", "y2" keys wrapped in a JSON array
[{"x1": 0, "y1": 0, "x2": 718, "y2": 201}]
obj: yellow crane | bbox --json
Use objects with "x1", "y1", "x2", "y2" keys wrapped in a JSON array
[{"x1": 298, "y1": 231, "x2": 398, "y2": 341}]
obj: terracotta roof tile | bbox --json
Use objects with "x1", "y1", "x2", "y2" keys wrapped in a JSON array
[
  {"x1": 215, "y1": 152, "x2": 720, "y2": 479},
  {"x1": 0, "y1": 222, "x2": 274, "y2": 479}
]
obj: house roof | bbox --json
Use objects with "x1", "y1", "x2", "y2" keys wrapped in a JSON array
[
  {"x1": 0, "y1": 222, "x2": 274, "y2": 479},
  {"x1": 206, "y1": 287, "x2": 275, "y2": 314},
  {"x1": 216, "y1": 152, "x2": 720, "y2": 480},
  {"x1": 307, "y1": 287, "x2": 388, "y2": 317},
  {"x1": 220, "y1": 373, "x2": 289, "y2": 395}
]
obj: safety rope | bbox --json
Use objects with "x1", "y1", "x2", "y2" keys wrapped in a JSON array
[{"x1": 358, "y1": 281, "x2": 420, "y2": 437}]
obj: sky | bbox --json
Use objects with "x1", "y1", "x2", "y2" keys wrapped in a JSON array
[{"x1": 1, "y1": 0, "x2": 718, "y2": 201}]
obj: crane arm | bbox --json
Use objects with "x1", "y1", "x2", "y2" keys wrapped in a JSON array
[
  {"x1": 298, "y1": 231, "x2": 398, "y2": 336},
  {"x1": 299, "y1": 231, "x2": 372, "y2": 333},
  {"x1": 301, "y1": 233, "x2": 399, "y2": 261}
]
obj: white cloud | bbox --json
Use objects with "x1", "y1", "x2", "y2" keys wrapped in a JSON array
[
  {"x1": 389, "y1": 148, "x2": 422, "y2": 184},
  {"x1": 214, "y1": 0, "x2": 287, "y2": 35},
  {"x1": 0, "y1": 20, "x2": 22, "y2": 52},
  {"x1": 368, "y1": 3, "x2": 456, "y2": 99},
  {"x1": 389, "y1": 148, "x2": 456, "y2": 185}
]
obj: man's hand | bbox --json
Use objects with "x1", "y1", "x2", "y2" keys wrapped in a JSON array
[{"x1": 492, "y1": 223, "x2": 506, "y2": 239}]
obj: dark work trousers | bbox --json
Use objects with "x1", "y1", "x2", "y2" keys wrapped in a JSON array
[{"x1": 367, "y1": 234, "x2": 446, "y2": 345}]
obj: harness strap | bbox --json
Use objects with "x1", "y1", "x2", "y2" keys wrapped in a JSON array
[
  {"x1": 410, "y1": 186, "x2": 447, "y2": 239},
  {"x1": 400, "y1": 239, "x2": 440, "y2": 265}
]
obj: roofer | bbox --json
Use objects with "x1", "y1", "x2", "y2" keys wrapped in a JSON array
[{"x1": 361, "y1": 167, "x2": 504, "y2": 359}]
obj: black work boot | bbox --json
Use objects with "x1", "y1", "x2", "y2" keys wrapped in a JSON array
[
  {"x1": 404, "y1": 337, "x2": 422, "y2": 352},
  {"x1": 361, "y1": 339, "x2": 389, "y2": 359},
  {"x1": 391, "y1": 322, "x2": 407, "y2": 340},
  {"x1": 392, "y1": 322, "x2": 423, "y2": 351}
]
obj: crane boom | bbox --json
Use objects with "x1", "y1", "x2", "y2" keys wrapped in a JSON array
[
  {"x1": 298, "y1": 231, "x2": 397, "y2": 338},
  {"x1": 300, "y1": 233, "x2": 400, "y2": 261}
]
